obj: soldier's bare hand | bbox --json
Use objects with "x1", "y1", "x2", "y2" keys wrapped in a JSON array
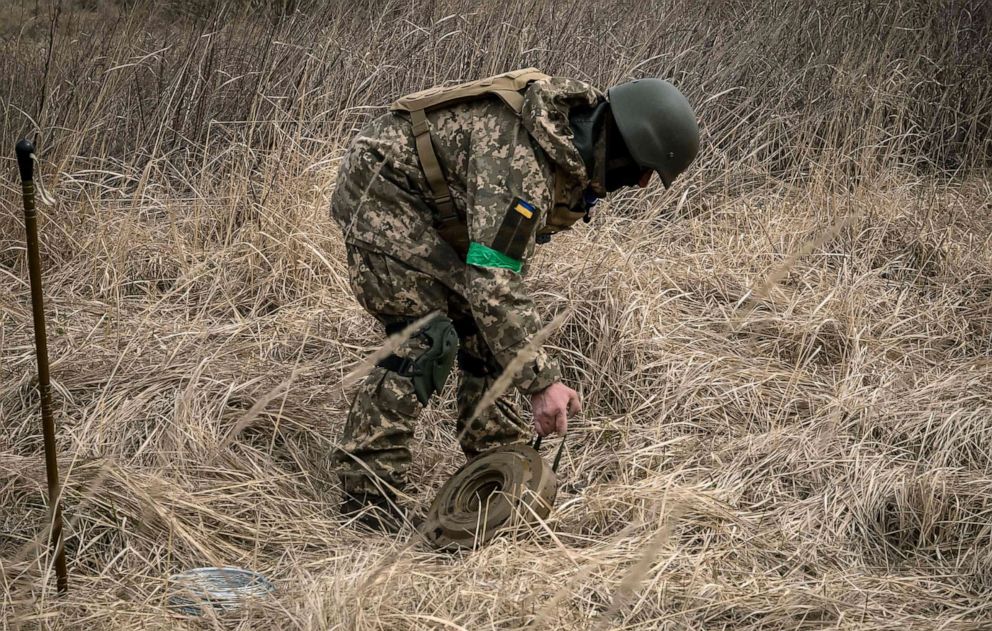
[{"x1": 530, "y1": 382, "x2": 581, "y2": 437}]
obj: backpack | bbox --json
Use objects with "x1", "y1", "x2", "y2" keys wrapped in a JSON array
[{"x1": 390, "y1": 69, "x2": 583, "y2": 258}]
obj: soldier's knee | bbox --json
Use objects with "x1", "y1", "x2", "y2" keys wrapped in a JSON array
[
  {"x1": 414, "y1": 315, "x2": 459, "y2": 403},
  {"x1": 377, "y1": 315, "x2": 459, "y2": 405},
  {"x1": 456, "y1": 348, "x2": 503, "y2": 379}
]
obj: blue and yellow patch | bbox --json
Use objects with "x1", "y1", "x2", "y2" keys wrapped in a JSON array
[
  {"x1": 488, "y1": 197, "x2": 538, "y2": 264},
  {"x1": 512, "y1": 199, "x2": 535, "y2": 219}
]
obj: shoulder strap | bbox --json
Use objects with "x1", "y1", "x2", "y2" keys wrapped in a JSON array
[
  {"x1": 389, "y1": 68, "x2": 549, "y2": 114},
  {"x1": 410, "y1": 108, "x2": 467, "y2": 254},
  {"x1": 390, "y1": 69, "x2": 550, "y2": 258}
]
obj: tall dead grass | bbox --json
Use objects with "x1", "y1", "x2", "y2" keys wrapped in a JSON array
[{"x1": 2, "y1": 0, "x2": 992, "y2": 628}]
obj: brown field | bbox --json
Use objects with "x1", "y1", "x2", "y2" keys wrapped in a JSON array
[{"x1": 2, "y1": 0, "x2": 991, "y2": 628}]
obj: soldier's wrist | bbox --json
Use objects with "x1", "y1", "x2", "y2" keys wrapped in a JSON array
[{"x1": 515, "y1": 360, "x2": 562, "y2": 396}]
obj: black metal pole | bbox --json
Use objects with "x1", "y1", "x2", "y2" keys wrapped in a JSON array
[{"x1": 16, "y1": 139, "x2": 68, "y2": 595}]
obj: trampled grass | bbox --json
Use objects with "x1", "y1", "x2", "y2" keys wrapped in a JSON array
[{"x1": 2, "y1": 1, "x2": 991, "y2": 628}]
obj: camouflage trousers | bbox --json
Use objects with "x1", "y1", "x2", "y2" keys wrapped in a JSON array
[{"x1": 336, "y1": 245, "x2": 528, "y2": 498}]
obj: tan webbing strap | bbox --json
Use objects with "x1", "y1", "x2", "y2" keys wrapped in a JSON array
[
  {"x1": 389, "y1": 68, "x2": 549, "y2": 114},
  {"x1": 410, "y1": 108, "x2": 469, "y2": 255},
  {"x1": 411, "y1": 109, "x2": 453, "y2": 218},
  {"x1": 491, "y1": 89, "x2": 526, "y2": 115}
]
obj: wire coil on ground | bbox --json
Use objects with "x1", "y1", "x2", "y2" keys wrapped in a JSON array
[{"x1": 168, "y1": 566, "x2": 274, "y2": 615}]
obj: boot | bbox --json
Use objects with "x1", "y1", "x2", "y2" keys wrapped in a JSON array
[{"x1": 340, "y1": 492, "x2": 419, "y2": 534}]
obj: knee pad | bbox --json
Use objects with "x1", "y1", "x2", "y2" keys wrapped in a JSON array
[{"x1": 377, "y1": 315, "x2": 459, "y2": 405}]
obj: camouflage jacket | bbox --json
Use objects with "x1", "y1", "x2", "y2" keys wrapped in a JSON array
[{"x1": 331, "y1": 77, "x2": 604, "y2": 394}]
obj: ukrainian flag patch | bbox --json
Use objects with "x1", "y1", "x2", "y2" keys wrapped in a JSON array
[
  {"x1": 490, "y1": 197, "x2": 538, "y2": 261},
  {"x1": 513, "y1": 199, "x2": 535, "y2": 219}
]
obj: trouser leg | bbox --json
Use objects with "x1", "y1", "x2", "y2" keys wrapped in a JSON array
[
  {"x1": 337, "y1": 333, "x2": 430, "y2": 497},
  {"x1": 451, "y1": 313, "x2": 529, "y2": 459},
  {"x1": 337, "y1": 245, "x2": 451, "y2": 499}
]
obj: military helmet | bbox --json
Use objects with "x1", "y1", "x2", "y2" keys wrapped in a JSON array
[{"x1": 607, "y1": 78, "x2": 700, "y2": 188}]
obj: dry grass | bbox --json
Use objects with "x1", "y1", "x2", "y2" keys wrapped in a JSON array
[{"x1": 2, "y1": 0, "x2": 992, "y2": 628}]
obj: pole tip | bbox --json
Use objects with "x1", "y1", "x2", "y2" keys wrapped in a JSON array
[{"x1": 16, "y1": 139, "x2": 35, "y2": 182}]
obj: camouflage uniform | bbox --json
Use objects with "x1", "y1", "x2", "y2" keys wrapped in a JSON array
[{"x1": 331, "y1": 77, "x2": 603, "y2": 498}]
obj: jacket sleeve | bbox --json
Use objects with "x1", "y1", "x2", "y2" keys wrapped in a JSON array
[{"x1": 461, "y1": 114, "x2": 562, "y2": 395}]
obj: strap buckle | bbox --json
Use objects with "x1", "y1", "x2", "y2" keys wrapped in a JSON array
[
  {"x1": 376, "y1": 353, "x2": 418, "y2": 377},
  {"x1": 412, "y1": 117, "x2": 430, "y2": 136}
]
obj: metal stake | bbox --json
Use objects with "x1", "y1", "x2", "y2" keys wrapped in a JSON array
[{"x1": 16, "y1": 139, "x2": 68, "y2": 594}]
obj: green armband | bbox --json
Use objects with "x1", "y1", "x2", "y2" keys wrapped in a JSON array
[{"x1": 466, "y1": 242, "x2": 522, "y2": 273}]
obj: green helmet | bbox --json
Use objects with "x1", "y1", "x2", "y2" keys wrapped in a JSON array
[{"x1": 607, "y1": 78, "x2": 700, "y2": 188}]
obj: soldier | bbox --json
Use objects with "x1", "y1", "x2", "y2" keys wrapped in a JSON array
[{"x1": 331, "y1": 69, "x2": 699, "y2": 531}]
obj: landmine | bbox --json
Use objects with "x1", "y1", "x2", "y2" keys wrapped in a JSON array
[{"x1": 421, "y1": 442, "x2": 558, "y2": 550}]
